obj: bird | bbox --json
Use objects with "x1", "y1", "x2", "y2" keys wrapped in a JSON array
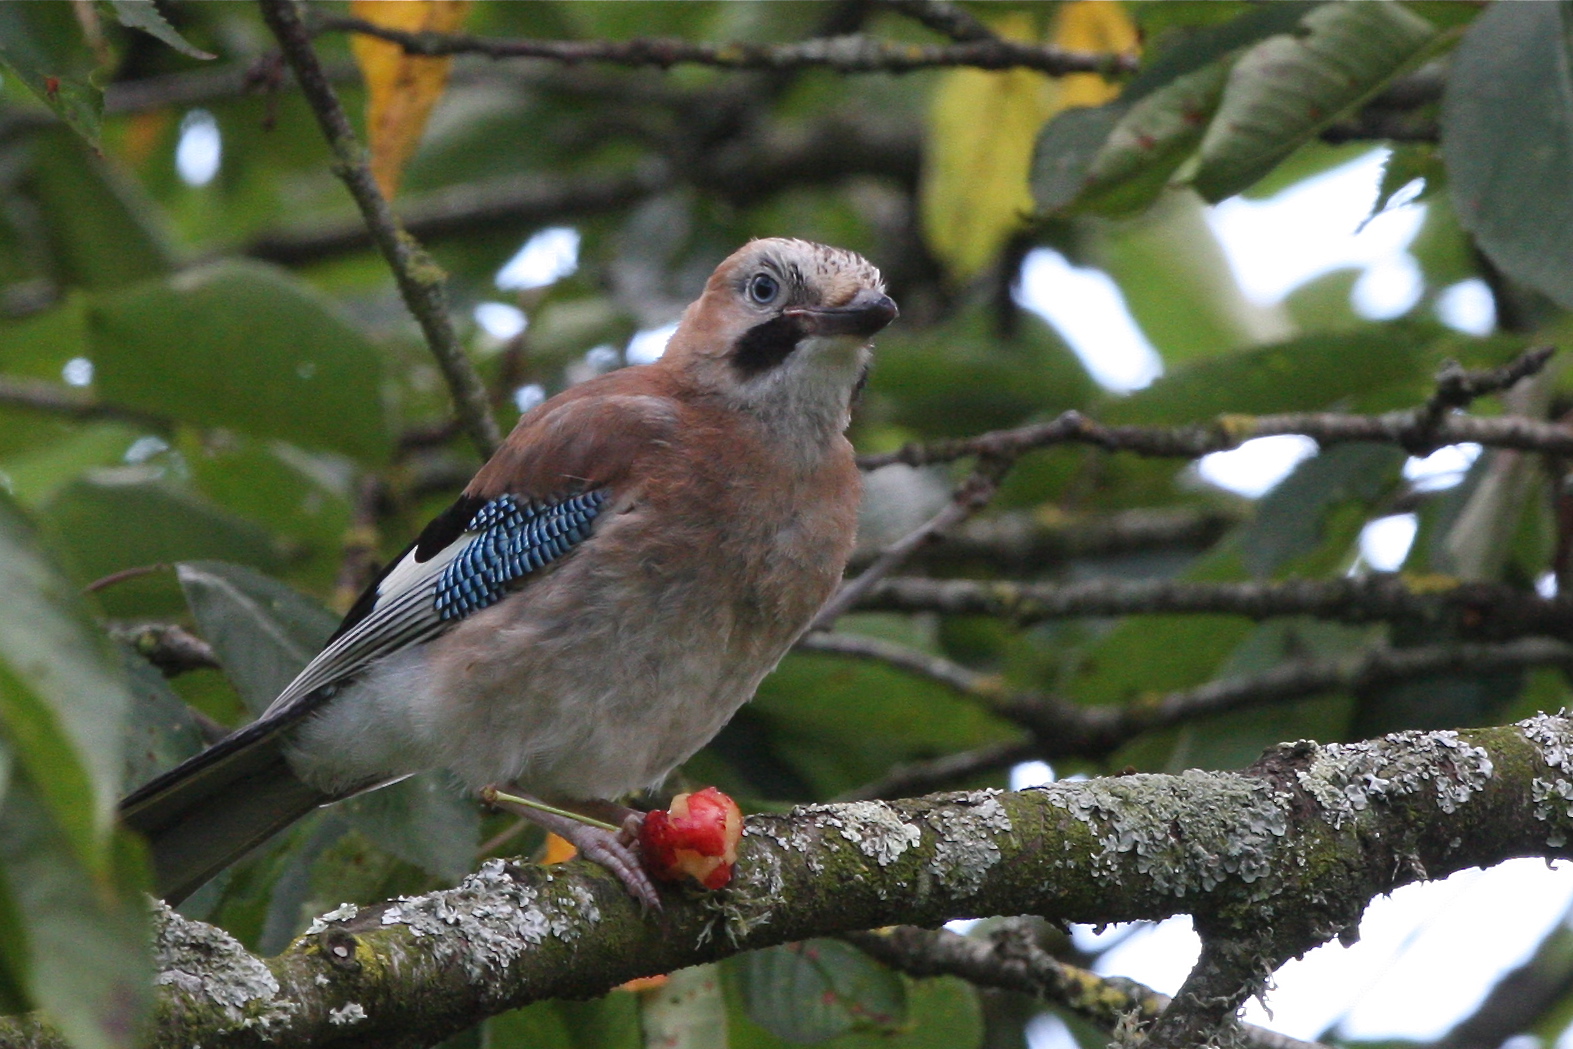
[{"x1": 120, "y1": 238, "x2": 897, "y2": 907}]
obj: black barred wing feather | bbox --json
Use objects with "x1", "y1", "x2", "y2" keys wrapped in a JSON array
[
  {"x1": 435, "y1": 491, "x2": 607, "y2": 620},
  {"x1": 257, "y1": 489, "x2": 609, "y2": 723}
]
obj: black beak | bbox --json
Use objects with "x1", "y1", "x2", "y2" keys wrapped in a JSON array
[{"x1": 787, "y1": 288, "x2": 898, "y2": 338}]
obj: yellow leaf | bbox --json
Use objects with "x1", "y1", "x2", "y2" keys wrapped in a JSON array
[
  {"x1": 919, "y1": 3, "x2": 1138, "y2": 282},
  {"x1": 542, "y1": 831, "x2": 578, "y2": 864},
  {"x1": 350, "y1": 0, "x2": 472, "y2": 200},
  {"x1": 1053, "y1": 0, "x2": 1139, "y2": 110}
]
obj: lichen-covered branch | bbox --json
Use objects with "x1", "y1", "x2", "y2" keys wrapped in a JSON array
[
  {"x1": 7, "y1": 715, "x2": 1573, "y2": 1048},
  {"x1": 315, "y1": 14, "x2": 1136, "y2": 77},
  {"x1": 257, "y1": 0, "x2": 500, "y2": 461},
  {"x1": 855, "y1": 574, "x2": 1573, "y2": 641}
]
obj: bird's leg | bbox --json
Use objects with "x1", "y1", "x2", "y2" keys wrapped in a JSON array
[{"x1": 482, "y1": 786, "x2": 659, "y2": 909}]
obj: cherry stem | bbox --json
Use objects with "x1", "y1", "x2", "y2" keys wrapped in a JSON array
[{"x1": 481, "y1": 786, "x2": 621, "y2": 832}]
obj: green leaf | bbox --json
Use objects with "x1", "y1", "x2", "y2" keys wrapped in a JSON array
[
  {"x1": 23, "y1": 128, "x2": 178, "y2": 290},
  {"x1": 118, "y1": 649, "x2": 204, "y2": 793},
  {"x1": 484, "y1": 1000, "x2": 574, "y2": 1049},
  {"x1": 738, "y1": 940, "x2": 906, "y2": 1043},
  {"x1": 0, "y1": 492, "x2": 151, "y2": 1048},
  {"x1": 1191, "y1": 3, "x2": 1438, "y2": 202},
  {"x1": 1031, "y1": 2, "x2": 1315, "y2": 216},
  {"x1": 0, "y1": 4, "x2": 103, "y2": 145},
  {"x1": 39, "y1": 475, "x2": 282, "y2": 602},
  {"x1": 1442, "y1": 1, "x2": 1573, "y2": 310},
  {"x1": 0, "y1": 490, "x2": 137, "y2": 855},
  {"x1": 1241, "y1": 444, "x2": 1407, "y2": 578},
  {"x1": 103, "y1": 0, "x2": 215, "y2": 60},
  {"x1": 176, "y1": 560, "x2": 337, "y2": 718},
  {"x1": 638, "y1": 965, "x2": 729, "y2": 1049},
  {"x1": 88, "y1": 261, "x2": 393, "y2": 462},
  {"x1": 0, "y1": 772, "x2": 150, "y2": 1049},
  {"x1": 337, "y1": 773, "x2": 478, "y2": 883},
  {"x1": 1103, "y1": 325, "x2": 1456, "y2": 425}
]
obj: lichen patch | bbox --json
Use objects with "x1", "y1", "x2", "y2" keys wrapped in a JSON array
[
  {"x1": 1051, "y1": 770, "x2": 1288, "y2": 896},
  {"x1": 830, "y1": 801, "x2": 922, "y2": 867},
  {"x1": 923, "y1": 793, "x2": 1013, "y2": 897},
  {"x1": 1296, "y1": 730, "x2": 1494, "y2": 830},
  {"x1": 153, "y1": 901, "x2": 292, "y2": 1029}
]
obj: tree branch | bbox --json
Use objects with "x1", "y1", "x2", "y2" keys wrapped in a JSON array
[
  {"x1": 848, "y1": 504, "x2": 1242, "y2": 574},
  {"x1": 877, "y1": 0, "x2": 999, "y2": 43},
  {"x1": 11, "y1": 714, "x2": 1573, "y2": 1048},
  {"x1": 859, "y1": 345, "x2": 1565, "y2": 470},
  {"x1": 812, "y1": 458, "x2": 1012, "y2": 631},
  {"x1": 0, "y1": 376, "x2": 170, "y2": 432},
  {"x1": 846, "y1": 923, "x2": 1329, "y2": 1049},
  {"x1": 854, "y1": 574, "x2": 1573, "y2": 641},
  {"x1": 805, "y1": 630, "x2": 1573, "y2": 767},
  {"x1": 857, "y1": 405, "x2": 1573, "y2": 469},
  {"x1": 257, "y1": 0, "x2": 500, "y2": 461},
  {"x1": 314, "y1": 15, "x2": 1137, "y2": 77}
]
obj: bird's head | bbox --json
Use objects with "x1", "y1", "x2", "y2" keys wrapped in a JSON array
[{"x1": 665, "y1": 238, "x2": 897, "y2": 445}]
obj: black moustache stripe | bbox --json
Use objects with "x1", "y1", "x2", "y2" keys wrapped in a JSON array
[{"x1": 731, "y1": 313, "x2": 807, "y2": 379}]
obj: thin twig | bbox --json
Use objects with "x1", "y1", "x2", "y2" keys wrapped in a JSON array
[
  {"x1": 846, "y1": 505, "x2": 1241, "y2": 573},
  {"x1": 106, "y1": 621, "x2": 221, "y2": 676},
  {"x1": 811, "y1": 457, "x2": 1013, "y2": 631},
  {"x1": 854, "y1": 574, "x2": 1573, "y2": 641},
  {"x1": 257, "y1": 0, "x2": 500, "y2": 461},
  {"x1": 0, "y1": 376, "x2": 170, "y2": 431},
  {"x1": 860, "y1": 347, "x2": 1563, "y2": 470},
  {"x1": 817, "y1": 632, "x2": 1573, "y2": 796},
  {"x1": 315, "y1": 15, "x2": 1137, "y2": 77},
  {"x1": 846, "y1": 923, "x2": 1329, "y2": 1049},
  {"x1": 838, "y1": 739, "x2": 1034, "y2": 801},
  {"x1": 878, "y1": 0, "x2": 998, "y2": 43}
]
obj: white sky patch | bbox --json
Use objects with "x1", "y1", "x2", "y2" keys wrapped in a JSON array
[
  {"x1": 1436, "y1": 278, "x2": 1497, "y2": 336},
  {"x1": 1025, "y1": 1012, "x2": 1078, "y2": 1049},
  {"x1": 176, "y1": 109, "x2": 221, "y2": 188},
  {"x1": 512, "y1": 383, "x2": 544, "y2": 415},
  {"x1": 626, "y1": 321, "x2": 678, "y2": 365},
  {"x1": 497, "y1": 227, "x2": 580, "y2": 290},
  {"x1": 1017, "y1": 249, "x2": 1164, "y2": 393},
  {"x1": 1539, "y1": 572, "x2": 1559, "y2": 599},
  {"x1": 1404, "y1": 443, "x2": 1480, "y2": 493},
  {"x1": 473, "y1": 302, "x2": 526, "y2": 341},
  {"x1": 1359, "y1": 513, "x2": 1417, "y2": 572},
  {"x1": 1010, "y1": 761, "x2": 1055, "y2": 790},
  {"x1": 1088, "y1": 915, "x2": 1201, "y2": 995},
  {"x1": 61, "y1": 357, "x2": 93, "y2": 387},
  {"x1": 1207, "y1": 149, "x2": 1425, "y2": 315},
  {"x1": 1196, "y1": 435, "x2": 1317, "y2": 498},
  {"x1": 1242, "y1": 861, "x2": 1573, "y2": 1041}
]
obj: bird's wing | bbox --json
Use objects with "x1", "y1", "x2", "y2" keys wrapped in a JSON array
[
  {"x1": 258, "y1": 489, "x2": 609, "y2": 722},
  {"x1": 258, "y1": 388, "x2": 682, "y2": 726}
]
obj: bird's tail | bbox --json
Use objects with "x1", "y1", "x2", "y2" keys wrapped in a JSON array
[{"x1": 120, "y1": 722, "x2": 333, "y2": 905}]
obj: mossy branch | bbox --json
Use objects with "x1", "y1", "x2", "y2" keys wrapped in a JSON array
[{"x1": 5, "y1": 715, "x2": 1573, "y2": 1048}]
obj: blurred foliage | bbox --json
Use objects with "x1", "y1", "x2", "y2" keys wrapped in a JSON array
[{"x1": 0, "y1": 1, "x2": 1570, "y2": 1047}]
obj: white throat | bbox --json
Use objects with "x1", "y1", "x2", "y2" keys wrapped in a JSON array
[{"x1": 732, "y1": 335, "x2": 869, "y2": 469}]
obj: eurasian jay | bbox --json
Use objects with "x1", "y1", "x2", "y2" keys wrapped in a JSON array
[{"x1": 121, "y1": 238, "x2": 897, "y2": 907}]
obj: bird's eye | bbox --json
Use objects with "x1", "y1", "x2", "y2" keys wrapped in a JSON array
[{"x1": 747, "y1": 273, "x2": 779, "y2": 305}]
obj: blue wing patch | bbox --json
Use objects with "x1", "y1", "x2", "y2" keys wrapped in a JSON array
[{"x1": 433, "y1": 490, "x2": 608, "y2": 621}]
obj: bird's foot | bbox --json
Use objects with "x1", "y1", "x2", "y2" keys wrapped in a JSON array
[{"x1": 482, "y1": 787, "x2": 660, "y2": 909}]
